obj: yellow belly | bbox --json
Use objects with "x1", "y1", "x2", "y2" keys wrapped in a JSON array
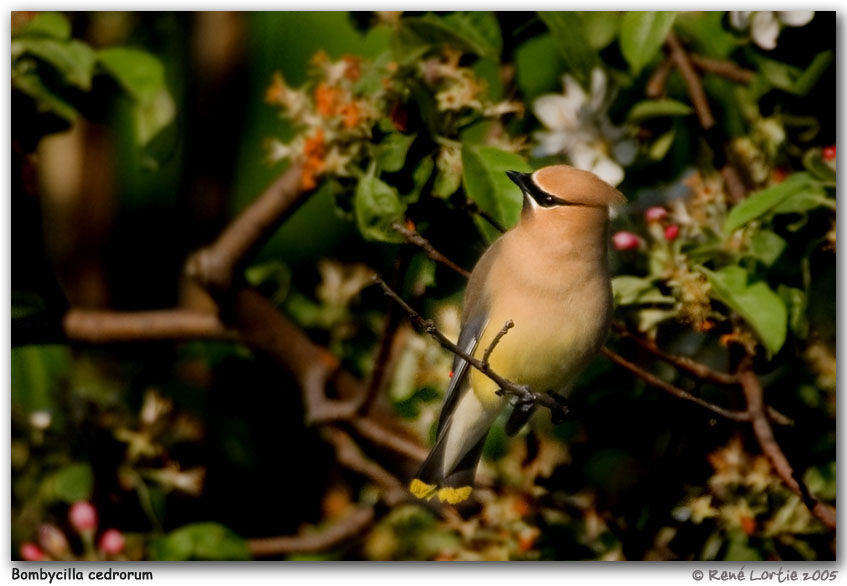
[{"x1": 469, "y1": 277, "x2": 611, "y2": 406}]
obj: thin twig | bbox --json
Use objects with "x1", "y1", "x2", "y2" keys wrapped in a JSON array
[
  {"x1": 690, "y1": 55, "x2": 754, "y2": 85},
  {"x1": 666, "y1": 31, "x2": 715, "y2": 130},
  {"x1": 324, "y1": 428, "x2": 404, "y2": 494},
  {"x1": 248, "y1": 506, "x2": 375, "y2": 557},
  {"x1": 359, "y1": 254, "x2": 411, "y2": 414},
  {"x1": 375, "y1": 276, "x2": 568, "y2": 421},
  {"x1": 349, "y1": 417, "x2": 429, "y2": 463},
  {"x1": 463, "y1": 200, "x2": 507, "y2": 234},
  {"x1": 392, "y1": 222, "x2": 471, "y2": 279},
  {"x1": 647, "y1": 57, "x2": 674, "y2": 98},
  {"x1": 611, "y1": 323, "x2": 738, "y2": 385},
  {"x1": 599, "y1": 347, "x2": 750, "y2": 422},
  {"x1": 482, "y1": 320, "x2": 514, "y2": 368},
  {"x1": 738, "y1": 359, "x2": 836, "y2": 530},
  {"x1": 721, "y1": 165, "x2": 748, "y2": 203}
]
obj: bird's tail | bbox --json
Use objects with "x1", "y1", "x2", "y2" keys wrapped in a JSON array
[{"x1": 409, "y1": 432, "x2": 488, "y2": 505}]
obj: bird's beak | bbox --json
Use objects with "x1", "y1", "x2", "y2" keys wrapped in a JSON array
[
  {"x1": 506, "y1": 170, "x2": 532, "y2": 193},
  {"x1": 507, "y1": 170, "x2": 539, "y2": 213}
]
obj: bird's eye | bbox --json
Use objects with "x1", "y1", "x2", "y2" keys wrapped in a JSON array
[{"x1": 542, "y1": 195, "x2": 556, "y2": 207}]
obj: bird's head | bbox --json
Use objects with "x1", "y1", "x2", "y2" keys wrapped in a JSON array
[
  {"x1": 506, "y1": 165, "x2": 626, "y2": 218},
  {"x1": 506, "y1": 165, "x2": 626, "y2": 253}
]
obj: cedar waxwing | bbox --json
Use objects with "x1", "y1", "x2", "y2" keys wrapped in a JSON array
[{"x1": 410, "y1": 165, "x2": 626, "y2": 504}]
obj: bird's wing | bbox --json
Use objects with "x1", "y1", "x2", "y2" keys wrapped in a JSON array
[
  {"x1": 436, "y1": 313, "x2": 487, "y2": 436},
  {"x1": 435, "y1": 239, "x2": 501, "y2": 437}
]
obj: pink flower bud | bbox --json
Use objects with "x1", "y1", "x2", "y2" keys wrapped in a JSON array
[
  {"x1": 69, "y1": 501, "x2": 97, "y2": 533},
  {"x1": 822, "y1": 145, "x2": 836, "y2": 161},
  {"x1": 20, "y1": 542, "x2": 45, "y2": 561},
  {"x1": 37, "y1": 524, "x2": 68, "y2": 557},
  {"x1": 644, "y1": 206, "x2": 668, "y2": 223},
  {"x1": 664, "y1": 224, "x2": 680, "y2": 241},
  {"x1": 612, "y1": 231, "x2": 642, "y2": 251},
  {"x1": 98, "y1": 529, "x2": 126, "y2": 555}
]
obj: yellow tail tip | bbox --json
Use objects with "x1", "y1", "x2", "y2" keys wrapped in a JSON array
[
  {"x1": 437, "y1": 486, "x2": 472, "y2": 504},
  {"x1": 409, "y1": 478, "x2": 437, "y2": 499}
]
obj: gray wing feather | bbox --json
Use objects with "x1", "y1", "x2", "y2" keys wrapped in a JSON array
[{"x1": 436, "y1": 314, "x2": 487, "y2": 436}]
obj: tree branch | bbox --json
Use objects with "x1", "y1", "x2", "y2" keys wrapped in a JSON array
[
  {"x1": 690, "y1": 55, "x2": 754, "y2": 85},
  {"x1": 185, "y1": 160, "x2": 307, "y2": 292},
  {"x1": 599, "y1": 347, "x2": 750, "y2": 422},
  {"x1": 63, "y1": 308, "x2": 236, "y2": 343},
  {"x1": 248, "y1": 505, "x2": 375, "y2": 557},
  {"x1": 646, "y1": 57, "x2": 674, "y2": 98},
  {"x1": 374, "y1": 276, "x2": 569, "y2": 423},
  {"x1": 738, "y1": 359, "x2": 836, "y2": 530},
  {"x1": 665, "y1": 31, "x2": 715, "y2": 130},
  {"x1": 611, "y1": 323, "x2": 738, "y2": 385},
  {"x1": 392, "y1": 222, "x2": 471, "y2": 279}
]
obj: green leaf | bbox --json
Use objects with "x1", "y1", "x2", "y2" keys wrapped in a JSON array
[
  {"x1": 724, "y1": 531, "x2": 762, "y2": 561},
  {"x1": 403, "y1": 156, "x2": 434, "y2": 204},
  {"x1": 11, "y1": 345, "x2": 70, "y2": 414},
  {"x1": 98, "y1": 47, "x2": 165, "y2": 102},
  {"x1": 700, "y1": 265, "x2": 787, "y2": 356},
  {"x1": 538, "y1": 12, "x2": 596, "y2": 85},
  {"x1": 753, "y1": 50, "x2": 833, "y2": 96},
  {"x1": 612, "y1": 276, "x2": 674, "y2": 306},
  {"x1": 619, "y1": 11, "x2": 677, "y2": 76},
  {"x1": 802, "y1": 149, "x2": 837, "y2": 186},
  {"x1": 804, "y1": 462, "x2": 836, "y2": 501},
  {"x1": 461, "y1": 145, "x2": 531, "y2": 242},
  {"x1": 151, "y1": 522, "x2": 250, "y2": 561},
  {"x1": 403, "y1": 12, "x2": 502, "y2": 60},
  {"x1": 673, "y1": 11, "x2": 737, "y2": 59},
  {"x1": 43, "y1": 463, "x2": 94, "y2": 503},
  {"x1": 747, "y1": 229, "x2": 786, "y2": 267},
  {"x1": 376, "y1": 133, "x2": 416, "y2": 173},
  {"x1": 627, "y1": 98, "x2": 693, "y2": 123},
  {"x1": 778, "y1": 285, "x2": 808, "y2": 339},
  {"x1": 12, "y1": 38, "x2": 96, "y2": 89},
  {"x1": 432, "y1": 148, "x2": 462, "y2": 199},
  {"x1": 13, "y1": 12, "x2": 71, "y2": 40},
  {"x1": 723, "y1": 174, "x2": 823, "y2": 233},
  {"x1": 12, "y1": 71, "x2": 78, "y2": 121},
  {"x1": 579, "y1": 11, "x2": 621, "y2": 50},
  {"x1": 472, "y1": 58, "x2": 503, "y2": 101},
  {"x1": 354, "y1": 167, "x2": 406, "y2": 243},
  {"x1": 649, "y1": 129, "x2": 676, "y2": 160},
  {"x1": 134, "y1": 86, "x2": 176, "y2": 146},
  {"x1": 515, "y1": 34, "x2": 564, "y2": 101}
]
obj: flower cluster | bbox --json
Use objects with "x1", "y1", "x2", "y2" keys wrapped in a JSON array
[
  {"x1": 265, "y1": 47, "x2": 524, "y2": 193},
  {"x1": 672, "y1": 436, "x2": 828, "y2": 559},
  {"x1": 20, "y1": 501, "x2": 126, "y2": 561}
]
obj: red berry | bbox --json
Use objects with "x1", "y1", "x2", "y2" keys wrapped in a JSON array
[
  {"x1": 664, "y1": 224, "x2": 680, "y2": 241},
  {"x1": 69, "y1": 501, "x2": 97, "y2": 533},
  {"x1": 98, "y1": 529, "x2": 126, "y2": 555},
  {"x1": 20, "y1": 542, "x2": 45, "y2": 561},
  {"x1": 644, "y1": 206, "x2": 668, "y2": 223},
  {"x1": 822, "y1": 145, "x2": 836, "y2": 161},
  {"x1": 612, "y1": 231, "x2": 642, "y2": 251}
]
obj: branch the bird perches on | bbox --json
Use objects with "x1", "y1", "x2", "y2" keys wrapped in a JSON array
[{"x1": 374, "y1": 276, "x2": 570, "y2": 423}]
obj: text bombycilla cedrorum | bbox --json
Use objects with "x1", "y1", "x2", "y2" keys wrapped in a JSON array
[{"x1": 410, "y1": 164, "x2": 626, "y2": 504}]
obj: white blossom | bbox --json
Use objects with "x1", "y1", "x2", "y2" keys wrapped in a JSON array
[
  {"x1": 532, "y1": 68, "x2": 636, "y2": 187},
  {"x1": 729, "y1": 11, "x2": 814, "y2": 50}
]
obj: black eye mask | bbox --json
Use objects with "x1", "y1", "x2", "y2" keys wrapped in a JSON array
[{"x1": 505, "y1": 170, "x2": 573, "y2": 208}]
